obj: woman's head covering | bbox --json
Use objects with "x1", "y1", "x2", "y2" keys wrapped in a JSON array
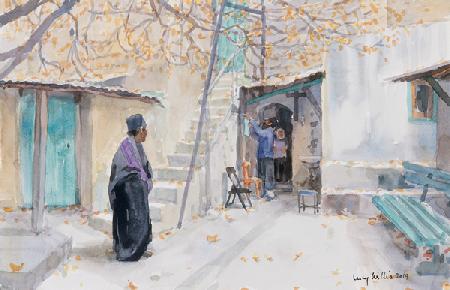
[{"x1": 126, "y1": 114, "x2": 147, "y2": 132}]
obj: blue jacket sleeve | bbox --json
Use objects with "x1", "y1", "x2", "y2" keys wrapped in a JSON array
[{"x1": 250, "y1": 120, "x2": 265, "y2": 136}]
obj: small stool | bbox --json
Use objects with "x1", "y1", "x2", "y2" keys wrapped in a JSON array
[{"x1": 297, "y1": 189, "x2": 319, "y2": 214}]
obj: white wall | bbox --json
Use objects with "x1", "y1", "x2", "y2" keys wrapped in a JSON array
[{"x1": 322, "y1": 21, "x2": 450, "y2": 191}]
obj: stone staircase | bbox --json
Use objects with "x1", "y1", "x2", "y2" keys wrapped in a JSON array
[
  {"x1": 148, "y1": 74, "x2": 238, "y2": 228},
  {"x1": 89, "y1": 73, "x2": 251, "y2": 234}
]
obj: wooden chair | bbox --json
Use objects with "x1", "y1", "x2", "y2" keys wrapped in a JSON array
[
  {"x1": 225, "y1": 167, "x2": 252, "y2": 210},
  {"x1": 242, "y1": 160, "x2": 262, "y2": 198}
]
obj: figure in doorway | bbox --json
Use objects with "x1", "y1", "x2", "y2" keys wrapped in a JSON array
[
  {"x1": 274, "y1": 128, "x2": 288, "y2": 183},
  {"x1": 108, "y1": 114, "x2": 153, "y2": 261},
  {"x1": 247, "y1": 114, "x2": 275, "y2": 200}
]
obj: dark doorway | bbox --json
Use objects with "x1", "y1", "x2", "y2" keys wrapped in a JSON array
[{"x1": 259, "y1": 104, "x2": 293, "y2": 186}]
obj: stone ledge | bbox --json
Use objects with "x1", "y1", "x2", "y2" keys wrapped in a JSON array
[{"x1": 0, "y1": 229, "x2": 71, "y2": 290}]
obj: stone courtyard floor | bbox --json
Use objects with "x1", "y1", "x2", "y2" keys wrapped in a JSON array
[{"x1": 0, "y1": 194, "x2": 448, "y2": 290}]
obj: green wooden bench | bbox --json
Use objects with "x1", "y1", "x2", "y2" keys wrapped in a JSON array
[
  {"x1": 402, "y1": 161, "x2": 450, "y2": 202},
  {"x1": 372, "y1": 194, "x2": 450, "y2": 275}
]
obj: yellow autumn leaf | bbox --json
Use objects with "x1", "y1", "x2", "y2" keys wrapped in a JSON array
[
  {"x1": 224, "y1": 214, "x2": 234, "y2": 222},
  {"x1": 266, "y1": 255, "x2": 273, "y2": 262},
  {"x1": 75, "y1": 255, "x2": 81, "y2": 261},
  {"x1": 240, "y1": 256, "x2": 247, "y2": 263},
  {"x1": 128, "y1": 281, "x2": 138, "y2": 290},
  {"x1": 442, "y1": 281, "x2": 450, "y2": 290},
  {"x1": 3, "y1": 207, "x2": 13, "y2": 213},
  {"x1": 207, "y1": 234, "x2": 219, "y2": 243},
  {"x1": 9, "y1": 262, "x2": 24, "y2": 272},
  {"x1": 64, "y1": 220, "x2": 69, "y2": 224},
  {"x1": 252, "y1": 255, "x2": 260, "y2": 263},
  {"x1": 293, "y1": 251, "x2": 303, "y2": 261},
  {"x1": 332, "y1": 269, "x2": 341, "y2": 275}
]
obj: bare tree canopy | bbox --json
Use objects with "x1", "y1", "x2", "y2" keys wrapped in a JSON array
[{"x1": 0, "y1": 0, "x2": 448, "y2": 83}]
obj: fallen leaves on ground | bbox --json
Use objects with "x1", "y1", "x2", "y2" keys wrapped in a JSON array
[
  {"x1": 293, "y1": 287, "x2": 300, "y2": 290},
  {"x1": 337, "y1": 214, "x2": 349, "y2": 220},
  {"x1": 368, "y1": 217, "x2": 377, "y2": 225},
  {"x1": 192, "y1": 214, "x2": 199, "y2": 221},
  {"x1": 404, "y1": 288, "x2": 413, "y2": 290},
  {"x1": 332, "y1": 269, "x2": 341, "y2": 275},
  {"x1": 265, "y1": 255, "x2": 273, "y2": 262},
  {"x1": 158, "y1": 230, "x2": 173, "y2": 240},
  {"x1": 443, "y1": 281, "x2": 450, "y2": 290},
  {"x1": 9, "y1": 262, "x2": 24, "y2": 272},
  {"x1": 252, "y1": 255, "x2": 260, "y2": 263},
  {"x1": 128, "y1": 281, "x2": 138, "y2": 290},
  {"x1": 3, "y1": 207, "x2": 13, "y2": 213},
  {"x1": 64, "y1": 220, "x2": 69, "y2": 224},
  {"x1": 240, "y1": 288, "x2": 249, "y2": 290},
  {"x1": 240, "y1": 257, "x2": 247, "y2": 263},
  {"x1": 79, "y1": 218, "x2": 88, "y2": 225},
  {"x1": 75, "y1": 255, "x2": 81, "y2": 261},
  {"x1": 320, "y1": 224, "x2": 328, "y2": 228},
  {"x1": 207, "y1": 234, "x2": 219, "y2": 243},
  {"x1": 293, "y1": 252, "x2": 303, "y2": 261},
  {"x1": 0, "y1": 215, "x2": 5, "y2": 222},
  {"x1": 224, "y1": 214, "x2": 234, "y2": 222}
]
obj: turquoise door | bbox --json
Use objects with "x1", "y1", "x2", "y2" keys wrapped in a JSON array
[
  {"x1": 217, "y1": 0, "x2": 246, "y2": 72},
  {"x1": 19, "y1": 92, "x2": 78, "y2": 207},
  {"x1": 18, "y1": 90, "x2": 36, "y2": 208},
  {"x1": 45, "y1": 95, "x2": 78, "y2": 207}
]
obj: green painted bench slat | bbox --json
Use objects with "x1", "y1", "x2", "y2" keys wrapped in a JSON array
[
  {"x1": 404, "y1": 161, "x2": 450, "y2": 181},
  {"x1": 408, "y1": 198, "x2": 450, "y2": 235},
  {"x1": 396, "y1": 196, "x2": 447, "y2": 243},
  {"x1": 373, "y1": 195, "x2": 450, "y2": 247},
  {"x1": 403, "y1": 162, "x2": 450, "y2": 199},
  {"x1": 383, "y1": 196, "x2": 438, "y2": 246},
  {"x1": 404, "y1": 171, "x2": 450, "y2": 193},
  {"x1": 373, "y1": 196, "x2": 426, "y2": 246}
]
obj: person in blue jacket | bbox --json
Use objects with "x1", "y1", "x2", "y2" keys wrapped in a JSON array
[{"x1": 248, "y1": 116, "x2": 275, "y2": 200}]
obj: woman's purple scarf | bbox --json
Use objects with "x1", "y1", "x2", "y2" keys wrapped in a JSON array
[{"x1": 120, "y1": 138, "x2": 148, "y2": 184}]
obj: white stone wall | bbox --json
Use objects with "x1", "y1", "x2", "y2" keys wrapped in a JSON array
[{"x1": 322, "y1": 20, "x2": 450, "y2": 192}]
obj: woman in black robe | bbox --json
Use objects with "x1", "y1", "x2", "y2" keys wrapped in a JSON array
[{"x1": 108, "y1": 114, "x2": 153, "y2": 261}]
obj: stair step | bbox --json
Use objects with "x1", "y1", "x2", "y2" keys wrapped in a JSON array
[
  {"x1": 168, "y1": 153, "x2": 203, "y2": 167},
  {"x1": 194, "y1": 105, "x2": 229, "y2": 116},
  {"x1": 198, "y1": 97, "x2": 231, "y2": 106},
  {"x1": 153, "y1": 167, "x2": 189, "y2": 181},
  {"x1": 175, "y1": 141, "x2": 207, "y2": 154},
  {"x1": 149, "y1": 202, "x2": 166, "y2": 222},
  {"x1": 151, "y1": 184, "x2": 178, "y2": 203},
  {"x1": 190, "y1": 118, "x2": 222, "y2": 131},
  {"x1": 184, "y1": 130, "x2": 208, "y2": 142}
]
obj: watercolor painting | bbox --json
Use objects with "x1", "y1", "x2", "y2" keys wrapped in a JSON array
[{"x1": 0, "y1": 0, "x2": 449, "y2": 289}]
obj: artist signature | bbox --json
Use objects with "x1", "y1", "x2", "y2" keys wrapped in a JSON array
[{"x1": 353, "y1": 271, "x2": 409, "y2": 286}]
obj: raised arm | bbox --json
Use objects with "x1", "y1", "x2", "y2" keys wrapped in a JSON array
[{"x1": 250, "y1": 119, "x2": 265, "y2": 136}]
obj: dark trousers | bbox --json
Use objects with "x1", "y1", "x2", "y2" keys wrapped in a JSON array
[
  {"x1": 274, "y1": 157, "x2": 287, "y2": 182},
  {"x1": 257, "y1": 157, "x2": 274, "y2": 196}
]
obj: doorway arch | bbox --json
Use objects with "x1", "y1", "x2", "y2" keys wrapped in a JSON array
[{"x1": 257, "y1": 103, "x2": 294, "y2": 183}]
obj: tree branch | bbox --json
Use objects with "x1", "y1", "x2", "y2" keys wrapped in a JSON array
[
  {"x1": 0, "y1": 0, "x2": 78, "y2": 79},
  {"x1": 0, "y1": 0, "x2": 49, "y2": 26}
]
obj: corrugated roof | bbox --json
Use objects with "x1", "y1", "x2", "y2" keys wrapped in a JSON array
[
  {"x1": 388, "y1": 61, "x2": 450, "y2": 82},
  {"x1": 0, "y1": 79, "x2": 163, "y2": 106}
]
